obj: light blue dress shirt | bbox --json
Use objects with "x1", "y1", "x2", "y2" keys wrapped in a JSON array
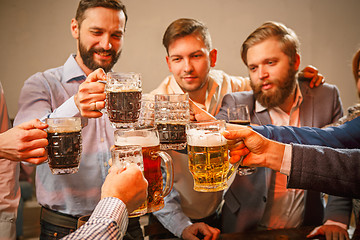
[{"x1": 14, "y1": 55, "x2": 115, "y2": 216}]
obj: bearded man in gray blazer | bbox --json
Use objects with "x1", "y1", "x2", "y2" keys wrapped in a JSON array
[{"x1": 216, "y1": 21, "x2": 352, "y2": 239}]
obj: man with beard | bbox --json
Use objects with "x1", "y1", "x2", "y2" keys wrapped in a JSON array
[
  {"x1": 150, "y1": 18, "x2": 324, "y2": 240},
  {"x1": 215, "y1": 21, "x2": 352, "y2": 239},
  {"x1": 13, "y1": 1, "x2": 143, "y2": 239}
]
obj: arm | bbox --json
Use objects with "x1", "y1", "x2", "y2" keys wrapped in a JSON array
[
  {"x1": 223, "y1": 126, "x2": 360, "y2": 198},
  {"x1": 153, "y1": 188, "x2": 193, "y2": 238},
  {"x1": 289, "y1": 144, "x2": 360, "y2": 199},
  {"x1": 0, "y1": 119, "x2": 48, "y2": 164},
  {"x1": 62, "y1": 164, "x2": 148, "y2": 240},
  {"x1": 251, "y1": 116, "x2": 360, "y2": 149},
  {"x1": 14, "y1": 68, "x2": 107, "y2": 126}
]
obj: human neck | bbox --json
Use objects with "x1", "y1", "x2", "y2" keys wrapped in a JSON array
[
  {"x1": 278, "y1": 88, "x2": 297, "y2": 115},
  {"x1": 186, "y1": 82, "x2": 208, "y2": 106},
  {"x1": 75, "y1": 53, "x2": 92, "y2": 76}
]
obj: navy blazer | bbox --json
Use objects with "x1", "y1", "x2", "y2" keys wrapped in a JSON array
[{"x1": 216, "y1": 81, "x2": 352, "y2": 233}]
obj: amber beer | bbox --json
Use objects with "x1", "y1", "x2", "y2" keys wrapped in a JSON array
[
  {"x1": 186, "y1": 120, "x2": 233, "y2": 192},
  {"x1": 187, "y1": 132, "x2": 229, "y2": 192},
  {"x1": 114, "y1": 128, "x2": 173, "y2": 213},
  {"x1": 46, "y1": 117, "x2": 82, "y2": 175}
]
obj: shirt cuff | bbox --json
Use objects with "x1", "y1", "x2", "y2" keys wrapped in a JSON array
[
  {"x1": 280, "y1": 144, "x2": 292, "y2": 176},
  {"x1": 90, "y1": 197, "x2": 128, "y2": 237}
]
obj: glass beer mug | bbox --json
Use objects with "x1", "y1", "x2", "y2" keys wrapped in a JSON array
[
  {"x1": 154, "y1": 93, "x2": 190, "y2": 150},
  {"x1": 105, "y1": 72, "x2": 142, "y2": 129},
  {"x1": 46, "y1": 117, "x2": 82, "y2": 175},
  {"x1": 114, "y1": 127, "x2": 174, "y2": 212},
  {"x1": 111, "y1": 145, "x2": 147, "y2": 217},
  {"x1": 186, "y1": 120, "x2": 240, "y2": 192}
]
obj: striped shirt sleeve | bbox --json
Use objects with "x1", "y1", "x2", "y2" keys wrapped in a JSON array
[{"x1": 62, "y1": 197, "x2": 128, "y2": 240}]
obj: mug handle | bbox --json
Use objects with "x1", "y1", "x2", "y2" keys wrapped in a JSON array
[{"x1": 156, "y1": 151, "x2": 174, "y2": 197}]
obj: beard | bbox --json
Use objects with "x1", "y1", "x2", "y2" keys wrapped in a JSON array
[
  {"x1": 78, "y1": 38, "x2": 121, "y2": 73},
  {"x1": 250, "y1": 67, "x2": 298, "y2": 109}
]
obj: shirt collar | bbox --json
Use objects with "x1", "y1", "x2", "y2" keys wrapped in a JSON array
[
  {"x1": 255, "y1": 82, "x2": 303, "y2": 113},
  {"x1": 63, "y1": 54, "x2": 87, "y2": 83}
]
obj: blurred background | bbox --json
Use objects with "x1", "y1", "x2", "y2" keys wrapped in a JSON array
[{"x1": 1, "y1": 0, "x2": 359, "y2": 118}]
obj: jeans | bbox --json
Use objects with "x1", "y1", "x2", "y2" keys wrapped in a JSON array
[
  {"x1": 40, "y1": 213, "x2": 143, "y2": 240},
  {"x1": 40, "y1": 220, "x2": 75, "y2": 240}
]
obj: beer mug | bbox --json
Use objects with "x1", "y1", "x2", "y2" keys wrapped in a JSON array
[
  {"x1": 105, "y1": 72, "x2": 142, "y2": 129},
  {"x1": 114, "y1": 128, "x2": 174, "y2": 213},
  {"x1": 111, "y1": 145, "x2": 147, "y2": 217},
  {"x1": 46, "y1": 117, "x2": 82, "y2": 175},
  {"x1": 186, "y1": 120, "x2": 239, "y2": 192},
  {"x1": 227, "y1": 104, "x2": 256, "y2": 176},
  {"x1": 137, "y1": 93, "x2": 155, "y2": 129},
  {"x1": 154, "y1": 93, "x2": 190, "y2": 150}
]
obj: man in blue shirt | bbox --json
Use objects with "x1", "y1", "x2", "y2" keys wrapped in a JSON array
[{"x1": 13, "y1": 0, "x2": 143, "y2": 239}]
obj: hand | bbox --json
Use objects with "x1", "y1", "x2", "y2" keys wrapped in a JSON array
[
  {"x1": 0, "y1": 119, "x2": 48, "y2": 164},
  {"x1": 189, "y1": 99, "x2": 215, "y2": 121},
  {"x1": 182, "y1": 222, "x2": 220, "y2": 240},
  {"x1": 101, "y1": 164, "x2": 148, "y2": 213},
  {"x1": 222, "y1": 125, "x2": 285, "y2": 171},
  {"x1": 74, "y1": 68, "x2": 106, "y2": 118},
  {"x1": 298, "y1": 65, "x2": 325, "y2": 88},
  {"x1": 307, "y1": 224, "x2": 349, "y2": 240}
]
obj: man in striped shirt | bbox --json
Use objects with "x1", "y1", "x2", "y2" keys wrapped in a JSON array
[{"x1": 62, "y1": 164, "x2": 148, "y2": 240}]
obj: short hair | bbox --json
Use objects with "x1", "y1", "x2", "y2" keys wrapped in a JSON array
[
  {"x1": 352, "y1": 49, "x2": 360, "y2": 84},
  {"x1": 162, "y1": 18, "x2": 212, "y2": 55},
  {"x1": 241, "y1": 21, "x2": 300, "y2": 66},
  {"x1": 75, "y1": 0, "x2": 128, "y2": 27}
]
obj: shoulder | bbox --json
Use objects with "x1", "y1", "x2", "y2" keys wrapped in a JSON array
[
  {"x1": 209, "y1": 69, "x2": 250, "y2": 91},
  {"x1": 299, "y1": 81, "x2": 339, "y2": 95}
]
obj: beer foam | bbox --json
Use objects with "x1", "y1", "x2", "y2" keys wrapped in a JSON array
[
  {"x1": 115, "y1": 135, "x2": 159, "y2": 147},
  {"x1": 46, "y1": 118, "x2": 81, "y2": 132},
  {"x1": 186, "y1": 129, "x2": 226, "y2": 147}
]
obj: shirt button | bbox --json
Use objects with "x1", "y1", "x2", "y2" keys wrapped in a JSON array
[
  {"x1": 263, "y1": 196, "x2": 267, "y2": 202},
  {"x1": 100, "y1": 138, "x2": 104, "y2": 142}
]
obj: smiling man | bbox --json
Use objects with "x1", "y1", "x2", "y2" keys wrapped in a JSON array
[
  {"x1": 13, "y1": 1, "x2": 144, "y2": 239},
  {"x1": 150, "y1": 18, "x2": 324, "y2": 240},
  {"x1": 215, "y1": 21, "x2": 352, "y2": 240}
]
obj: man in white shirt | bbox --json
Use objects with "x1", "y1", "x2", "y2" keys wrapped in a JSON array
[{"x1": 151, "y1": 18, "x2": 324, "y2": 240}]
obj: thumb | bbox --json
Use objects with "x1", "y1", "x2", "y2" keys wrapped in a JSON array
[
  {"x1": 18, "y1": 119, "x2": 48, "y2": 130},
  {"x1": 85, "y1": 68, "x2": 106, "y2": 83},
  {"x1": 306, "y1": 226, "x2": 321, "y2": 238}
]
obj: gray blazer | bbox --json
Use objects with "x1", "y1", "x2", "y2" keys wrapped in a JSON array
[{"x1": 216, "y1": 81, "x2": 352, "y2": 233}]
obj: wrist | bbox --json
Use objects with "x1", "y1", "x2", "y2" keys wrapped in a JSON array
[{"x1": 266, "y1": 140, "x2": 285, "y2": 172}]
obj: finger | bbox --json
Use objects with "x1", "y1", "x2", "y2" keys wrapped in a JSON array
[
  {"x1": 20, "y1": 137, "x2": 49, "y2": 151},
  {"x1": 18, "y1": 119, "x2": 48, "y2": 131},
  {"x1": 24, "y1": 156, "x2": 49, "y2": 165},
  {"x1": 306, "y1": 226, "x2": 320, "y2": 238},
  {"x1": 85, "y1": 68, "x2": 106, "y2": 83}
]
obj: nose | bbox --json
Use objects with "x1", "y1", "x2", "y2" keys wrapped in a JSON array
[
  {"x1": 183, "y1": 58, "x2": 194, "y2": 73},
  {"x1": 100, "y1": 35, "x2": 112, "y2": 50},
  {"x1": 258, "y1": 65, "x2": 269, "y2": 80}
]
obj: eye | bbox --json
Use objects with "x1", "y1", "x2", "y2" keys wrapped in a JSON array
[
  {"x1": 249, "y1": 66, "x2": 257, "y2": 72},
  {"x1": 171, "y1": 57, "x2": 181, "y2": 62},
  {"x1": 267, "y1": 60, "x2": 276, "y2": 65},
  {"x1": 91, "y1": 30, "x2": 103, "y2": 36}
]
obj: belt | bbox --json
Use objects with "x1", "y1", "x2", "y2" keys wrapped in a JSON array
[{"x1": 40, "y1": 207, "x2": 79, "y2": 230}]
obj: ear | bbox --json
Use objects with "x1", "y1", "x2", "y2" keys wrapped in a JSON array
[
  {"x1": 209, "y1": 49, "x2": 218, "y2": 67},
  {"x1": 71, "y1": 18, "x2": 80, "y2": 39},
  {"x1": 294, "y1": 53, "x2": 300, "y2": 71},
  {"x1": 166, "y1": 56, "x2": 172, "y2": 72}
]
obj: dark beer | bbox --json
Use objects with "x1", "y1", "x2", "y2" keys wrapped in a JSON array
[
  {"x1": 156, "y1": 122, "x2": 187, "y2": 144},
  {"x1": 106, "y1": 90, "x2": 142, "y2": 124},
  {"x1": 47, "y1": 131, "x2": 82, "y2": 173}
]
